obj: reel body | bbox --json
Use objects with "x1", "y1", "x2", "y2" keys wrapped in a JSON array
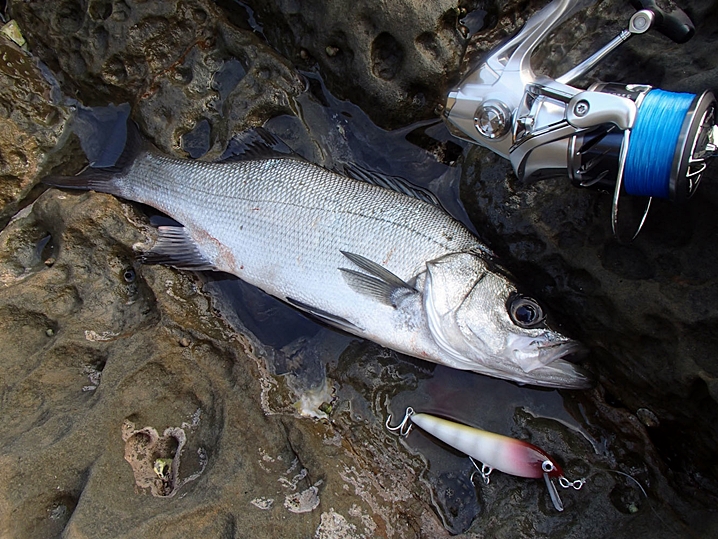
[{"x1": 444, "y1": 0, "x2": 717, "y2": 240}]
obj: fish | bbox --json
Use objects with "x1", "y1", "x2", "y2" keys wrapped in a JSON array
[
  {"x1": 386, "y1": 407, "x2": 586, "y2": 511},
  {"x1": 43, "y1": 120, "x2": 592, "y2": 389}
]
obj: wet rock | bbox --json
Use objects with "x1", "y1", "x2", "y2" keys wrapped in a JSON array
[
  {"x1": 232, "y1": 0, "x2": 466, "y2": 128},
  {"x1": 460, "y1": 145, "x2": 718, "y2": 499},
  {"x1": 0, "y1": 189, "x2": 447, "y2": 538},
  {"x1": 0, "y1": 35, "x2": 69, "y2": 228},
  {"x1": 10, "y1": 0, "x2": 304, "y2": 156},
  {"x1": 121, "y1": 420, "x2": 207, "y2": 498}
]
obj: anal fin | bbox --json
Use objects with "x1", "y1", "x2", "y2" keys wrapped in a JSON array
[{"x1": 141, "y1": 226, "x2": 216, "y2": 271}]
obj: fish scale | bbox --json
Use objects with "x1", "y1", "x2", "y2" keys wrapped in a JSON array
[
  {"x1": 43, "y1": 129, "x2": 593, "y2": 389},
  {"x1": 126, "y1": 152, "x2": 480, "y2": 290},
  {"x1": 116, "y1": 152, "x2": 481, "y2": 355}
]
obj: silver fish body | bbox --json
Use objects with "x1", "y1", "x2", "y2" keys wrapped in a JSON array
[{"x1": 46, "y1": 131, "x2": 591, "y2": 389}]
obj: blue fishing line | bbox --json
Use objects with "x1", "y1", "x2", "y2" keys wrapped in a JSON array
[{"x1": 624, "y1": 89, "x2": 695, "y2": 198}]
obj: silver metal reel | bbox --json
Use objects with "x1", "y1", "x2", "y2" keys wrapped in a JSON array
[{"x1": 444, "y1": 0, "x2": 717, "y2": 241}]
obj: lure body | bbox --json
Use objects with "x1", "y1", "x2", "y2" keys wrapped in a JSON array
[
  {"x1": 410, "y1": 413, "x2": 562, "y2": 479},
  {"x1": 387, "y1": 408, "x2": 584, "y2": 511}
]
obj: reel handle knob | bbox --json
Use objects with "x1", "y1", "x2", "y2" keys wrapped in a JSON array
[{"x1": 630, "y1": 0, "x2": 695, "y2": 43}]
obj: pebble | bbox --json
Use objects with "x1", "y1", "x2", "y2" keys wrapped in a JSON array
[{"x1": 636, "y1": 408, "x2": 660, "y2": 428}]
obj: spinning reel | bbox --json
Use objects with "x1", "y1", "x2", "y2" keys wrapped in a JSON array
[{"x1": 444, "y1": 0, "x2": 718, "y2": 240}]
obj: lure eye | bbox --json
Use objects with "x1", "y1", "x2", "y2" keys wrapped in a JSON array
[
  {"x1": 542, "y1": 460, "x2": 555, "y2": 473},
  {"x1": 508, "y1": 295, "x2": 546, "y2": 328}
]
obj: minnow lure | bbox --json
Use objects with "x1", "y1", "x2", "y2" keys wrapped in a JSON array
[{"x1": 386, "y1": 407, "x2": 584, "y2": 511}]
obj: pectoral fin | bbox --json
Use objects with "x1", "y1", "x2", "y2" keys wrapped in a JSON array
[{"x1": 339, "y1": 251, "x2": 416, "y2": 307}]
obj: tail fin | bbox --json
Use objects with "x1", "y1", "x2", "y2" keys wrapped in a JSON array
[
  {"x1": 43, "y1": 109, "x2": 146, "y2": 196},
  {"x1": 42, "y1": 169, "x2": 124, "y2": 194}
]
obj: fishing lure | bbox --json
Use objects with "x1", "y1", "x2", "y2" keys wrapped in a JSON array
[{"x1": 386, "y1": 407, "x2": 584, "y2": 511}]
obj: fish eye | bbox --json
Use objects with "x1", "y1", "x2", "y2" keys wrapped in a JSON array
[
  {"x1": 542, "y1": 460, "x2": 555, "y2": 473},
  {"x1": 508, "y1": 295, "x2": 545, "y2": 328}
]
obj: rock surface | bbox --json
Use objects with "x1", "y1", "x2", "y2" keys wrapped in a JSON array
[
  {"x1": 0, "y1": 36, "x2": 69, "y2": 228},
  {"x1": 0, "y1": 190, "x2": 441, "y2": 538},
  {"x1": 1, "y1": 0, "x2": 718, "y2": 537},
  {"x1": 236, "y1": 0, "x2": 466, "y2": 128}
]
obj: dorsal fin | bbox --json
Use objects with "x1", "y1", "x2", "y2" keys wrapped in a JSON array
[
  {"x1": 219, "y1": 127, "x2": 301, "y2": 163},
  {"x1": 341, "y1": 162, "x2": 442, "y2": 207}
]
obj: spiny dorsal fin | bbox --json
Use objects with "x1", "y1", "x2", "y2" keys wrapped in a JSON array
[
  {"x1": 219, "y1": 127, "x2": 301, "y2": 163},
  {"x1": 140, "y1": 225, "x2": 216, "y2": 271},
  {"x1": 341, "y1": 163, "x2": 441, "y2": 207}
]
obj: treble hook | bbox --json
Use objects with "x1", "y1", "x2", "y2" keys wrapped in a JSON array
[
  {"x1": 469, "y1": 456, "x2": 493, "y2": 485},
  {"x1": 386, "y1": 406, "x2": 415, "y2": 437}
]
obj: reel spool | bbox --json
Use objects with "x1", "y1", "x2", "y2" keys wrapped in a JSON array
[
  {"x1": 571, "y1": 84, "x2": 716, "y2": 239},
  {"x1": 443, "y1": 0, "x2": 718, "y2": 241}
]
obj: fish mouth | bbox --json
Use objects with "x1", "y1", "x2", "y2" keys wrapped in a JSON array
[
  {"x1": 537, "y1": 339, "x2": 587, "y2": 364},
  {"x1": 505, "y1": 337, "x2": 593, "y2": 389},
  {"x1": 526, "y1": 340, "x2": 593, "y2": 389},
  {"x1": 529, "y1": 356, "x2": 594, "y2": 389}
]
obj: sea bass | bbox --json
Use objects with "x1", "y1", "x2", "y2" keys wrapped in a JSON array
[{"x1": 44, "y1": 124, "x2": 591, "y2": 389}]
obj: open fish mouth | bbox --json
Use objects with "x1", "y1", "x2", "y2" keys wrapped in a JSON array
[
  {"x1": 537, "y1": 340, "x2": 587, "y2": 364},
  {"x1": 528, "y1": 341, "x2": 593, "y2": 389},
  {"x1": 503, "y1": 336, "x2": 592, "y2": 389}
]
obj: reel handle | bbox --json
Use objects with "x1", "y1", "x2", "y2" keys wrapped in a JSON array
[{"x1": 630, "y1": 0, "x2": 695, "y2": 43}]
